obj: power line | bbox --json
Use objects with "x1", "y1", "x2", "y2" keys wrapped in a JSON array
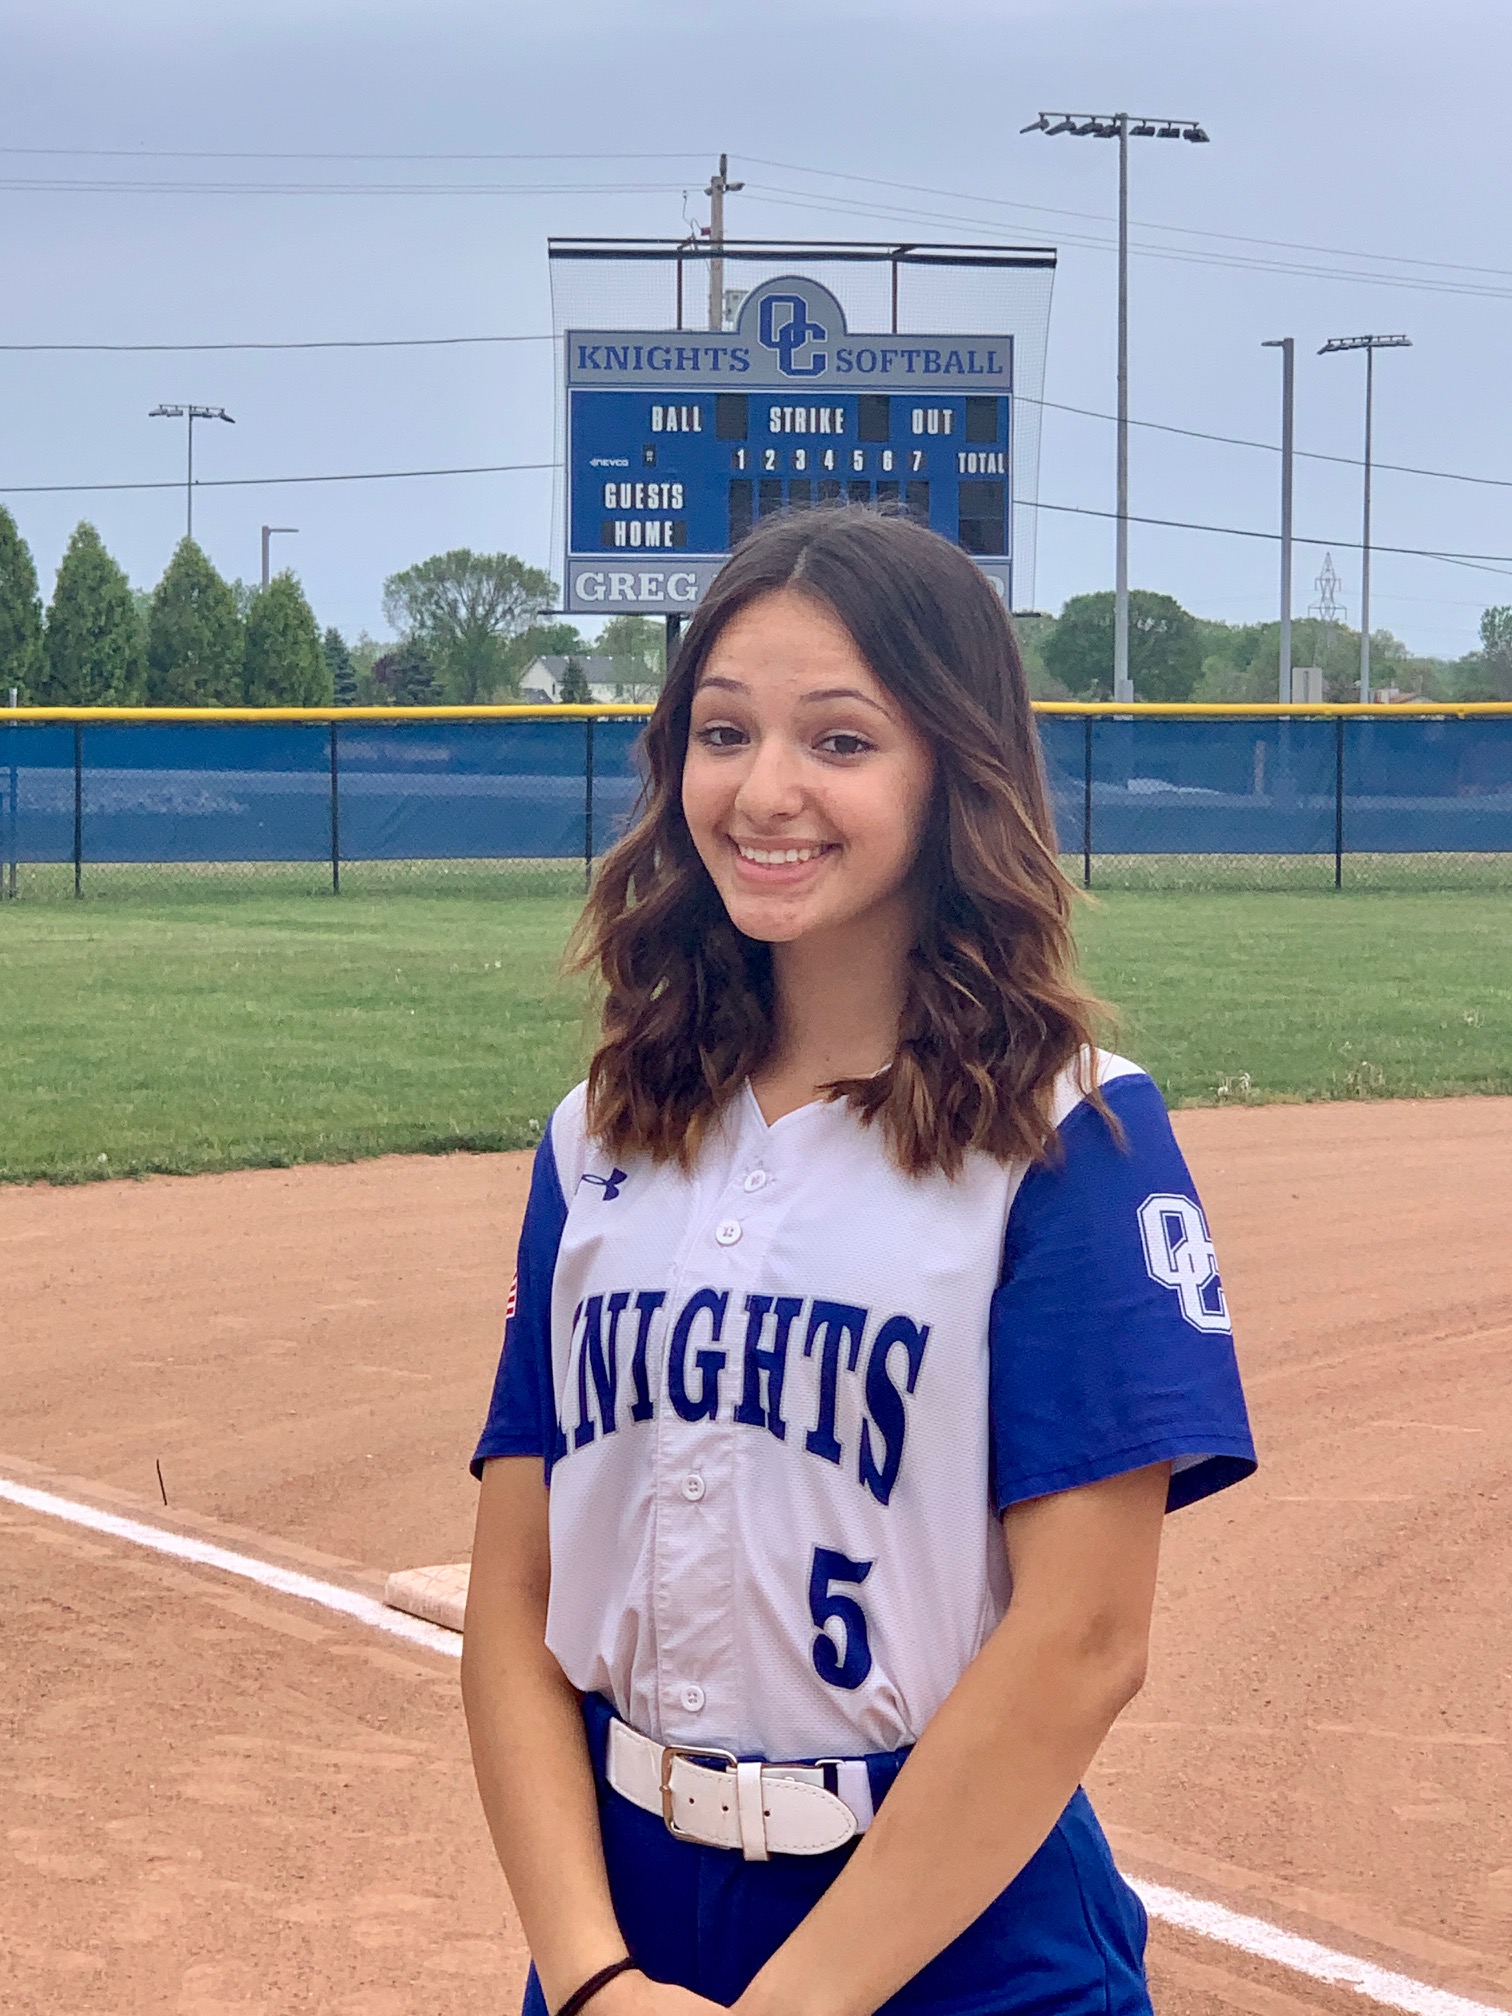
[
  {"x1": 0, "y1": 454, "x2": 1507, "y2": 577},
  {"x1": 3, "y1": 143, "x2": 1501, "y2": 287},
  {"x1": 0, "y1": 177, "x2": 686, "y2": 198},
  {"x1": 1, "y1": 341, "x2": 1509, "y2": 496},
  {"x1": 0, "y1": 147, "x2": 714, "y2": 162},
  {"x1": 1022, "y1": 497, "x2": 1512, "y2": 578},
  {"x1": 0, "y1": 458, "x2": 556, "y2": 495},
  {"x1": 740, "y1": 180, "x2": 1512, "y2": 304},
  {"x1": 0, "y1": 333, "x2": 551, "y2": 353},
  {"x1": 746, "y1": 156, "x2": 1512, "y2": 287},
  {"x1": 1029, "y1": 395, "x2": 1512, "y2": 493}
]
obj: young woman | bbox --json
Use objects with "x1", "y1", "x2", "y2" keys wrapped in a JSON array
[{"x1": 463, "y1": 508, "x2": 1254, "y2": 2016}]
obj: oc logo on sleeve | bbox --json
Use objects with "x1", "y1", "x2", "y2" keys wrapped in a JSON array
[{"x1": 1136, "y1": 1194, "x2": 1231, "y2": 1333}]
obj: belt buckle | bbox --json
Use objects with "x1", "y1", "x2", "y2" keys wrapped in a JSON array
[{"x1": 659, "y1": 1741, "x2": 738, "y2": 1837}]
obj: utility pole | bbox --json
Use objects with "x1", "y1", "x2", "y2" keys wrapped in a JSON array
[
  {"x1": 705, "y1": 153, "x2": 744, "y2": 332},
  {"x1": 1024, "y1": 111, "x2": 1209, "y2": 702},
  {"x1": 1262, "y1": 339, "x2": 1295, "y2": 702},
  {"x1": 261, "y1": 525, "x2": 298, "y2": 588},
  {"x1": 149, "y1": 402, "x2": 235, "y2": 542},
  {"x1": 1319, "y1": 333, "x2": 1411, "y2": 702}
]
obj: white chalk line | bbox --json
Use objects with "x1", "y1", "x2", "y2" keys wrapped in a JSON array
[
  {"x1": 1132, "y1": 1882, "x2": 1508, "y2": 2016},
  {"x1": 2, "y1": 1475, "x2": 1506, "y2": 2016},
  {"x1": 0, "y1": 1474, "x2": 461, "y2": 1659}
]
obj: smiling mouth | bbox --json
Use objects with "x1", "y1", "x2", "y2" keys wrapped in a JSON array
[{"x1": 731, "y1": 839, "x2": 834, "y2": 866}]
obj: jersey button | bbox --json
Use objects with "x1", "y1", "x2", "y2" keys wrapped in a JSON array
[
  {"x1": 715, "y1": 1219, "x2": 742, "y2": 1246},
  {"x1": 742, "y1": 1170, "x2": 768, "y2": 1193},
  {"x1": 680, "y1": 1474, "x2": 706, "y2": 1502},
  {"x1": 679, "y1": 1683, "x2": 706, "y2": 1714}
]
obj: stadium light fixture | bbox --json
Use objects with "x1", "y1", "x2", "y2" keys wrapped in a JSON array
[
  {"x1": 1021, "y1": 110, "x2": 1211, "y2": 701},
  {"x1": 1319, "y1": 334, "x2": 1412, "y2": 702},
  {"x1": 149, "y1": 402, "x2": 235, "y2": 543}
]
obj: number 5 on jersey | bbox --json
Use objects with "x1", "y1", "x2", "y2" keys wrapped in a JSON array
[{"x1": 808, "y1": 1546, "x2": 874, "y2": 1690}]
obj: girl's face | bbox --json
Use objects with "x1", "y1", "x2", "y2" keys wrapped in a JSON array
[{"x1": 682, "y1": 588, "x2": 935, "y2": 948}]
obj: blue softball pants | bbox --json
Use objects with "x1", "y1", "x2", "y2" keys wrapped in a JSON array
[{"x1": 520, "y1": 1695, "x2": 1152, "y2": 2016}]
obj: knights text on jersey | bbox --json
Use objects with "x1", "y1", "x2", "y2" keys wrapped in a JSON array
[{"x1": 472, "y1": 1053, "x2": 1255, "y2": 1761}]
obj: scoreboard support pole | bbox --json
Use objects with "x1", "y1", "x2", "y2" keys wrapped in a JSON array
[
  {"x1": 665, "y1": 614, "x2": 684, "y2": 667},
  {"x1": 583, "y1": 715, "x2": 597, "y2": 890}
]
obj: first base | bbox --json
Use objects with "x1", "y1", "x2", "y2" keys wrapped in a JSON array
[{"x1": 385, "y1": 1561, "x2": 470, "y2": 1634}]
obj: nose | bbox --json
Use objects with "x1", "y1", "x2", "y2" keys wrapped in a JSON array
[{"x1": 733, "y1": 730, "x2": 807, "y2": 827}]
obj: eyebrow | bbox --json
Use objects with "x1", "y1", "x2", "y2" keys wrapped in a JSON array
[{"x1": 697, "y1": 675, "x2": 891, "y2": 717}]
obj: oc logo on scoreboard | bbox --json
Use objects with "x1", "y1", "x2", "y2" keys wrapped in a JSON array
[{"x1": 758, "y1": 293, "x2": 828, "y2": 378}]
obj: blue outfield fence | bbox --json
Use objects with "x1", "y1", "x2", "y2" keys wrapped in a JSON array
[{"x1": 1, "y1": 705, "x2": 1511, "y2": 897}]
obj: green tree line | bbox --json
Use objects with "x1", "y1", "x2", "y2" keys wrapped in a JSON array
[
  {"x1": 1018, "y1": 588, "x2": 1509, "y2": 704},
  {"x1": 0, "y1": 511, "x2": 331, "y2": 707},
  {"x1": 9, "y1": 506, "x2": 1505, "y2": 712},
  {"x1": 0, "y1": 514, "x2": 667, "y2": 709}
]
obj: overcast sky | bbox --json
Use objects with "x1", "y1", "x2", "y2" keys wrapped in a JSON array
[{"x1": 1, "y1": 0, "x2": 1508, "y2": 658}]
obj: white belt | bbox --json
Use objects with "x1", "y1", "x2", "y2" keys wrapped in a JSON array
[{"x1": 605, "y1": 1718, "x2": 875, "y2": 1862}]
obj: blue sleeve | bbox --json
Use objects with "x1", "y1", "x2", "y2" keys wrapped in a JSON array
[
  {"x1": 470, "y1": 1125, "x2": 569, "y2": 1480},
  {"x1": 989, "y1": 1072, "x2": 1256, "y2": 1515}
]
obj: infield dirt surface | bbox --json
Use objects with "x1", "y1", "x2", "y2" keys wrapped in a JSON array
[{"x1": 2, "y1": 1097, "x2": 1510, "y2": 2015}]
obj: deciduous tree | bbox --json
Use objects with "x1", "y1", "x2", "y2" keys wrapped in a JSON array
[
  {"x1": 381, "y1": 549, "x2": 556, "y2": 701},
  {"x1": 41, "y1": 522, "x2": 143, "y2": 704},
  {"x1": 243, "y1": 572, "x2": 329, "y2": 706},
  {"x1": 0, "y1": 507, "x2": 44, "y2": 700},
  {"x1": 146, "y1": 539, "x2": 243, "y2": 706},
  {"x1": 1041, "y1": 589, "x2": 1202, "y2": 702},
  {"x1": 1458, "y1": 605, "x2": 1512, "y2": 701}
]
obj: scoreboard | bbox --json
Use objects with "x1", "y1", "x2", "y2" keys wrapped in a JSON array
[{"x1": 563, "y1": 276, "x2": 1013, "y2": 616}]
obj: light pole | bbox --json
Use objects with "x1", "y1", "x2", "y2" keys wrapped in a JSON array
[
  {"x1": 1023, "y1": 112, "x2": 1209, "y2": 701},
  {"x1": 1319, "y1": 334, "x2": 1411, "y2": 703},
  {"x1": 149, "y1": 403, "x2": 235, "y2": 543},
  {"x1": 261, "y1": 525, "x2": 299, "y2": 588},
  {"x1": 1262, "y1": 339, "x2": 1295, "y2": 703}
]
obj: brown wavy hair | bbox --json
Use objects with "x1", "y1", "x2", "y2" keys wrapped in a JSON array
[{"x1": 572, "y1": 507, "x2": 1108, "y2": 1177}]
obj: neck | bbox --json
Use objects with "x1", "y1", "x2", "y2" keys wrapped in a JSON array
[{"x1": 757, "y1": 896, "x2": 915, "y2": 1118}]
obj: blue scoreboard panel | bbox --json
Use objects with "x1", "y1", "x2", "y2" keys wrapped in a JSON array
[{"x1": 563, "y1": 275, "x2": 1013, "y2": 616}]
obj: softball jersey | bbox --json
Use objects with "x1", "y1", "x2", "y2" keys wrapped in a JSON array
[{"x1": 473, "y1": 1052, "x2": 1255, "y2": 2016}]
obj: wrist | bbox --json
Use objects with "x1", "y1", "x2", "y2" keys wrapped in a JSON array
[{"x1": 540, "y1": 1950, "x2": 634, "y2": 2016}]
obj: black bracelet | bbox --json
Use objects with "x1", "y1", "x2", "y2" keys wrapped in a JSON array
[{"x1": 555, "y1": 1957, "x2": 639, "y2": 2016}]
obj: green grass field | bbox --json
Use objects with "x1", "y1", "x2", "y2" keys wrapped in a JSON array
[{"x1": 3, "y1": 883, "x2": 1510, "y2": 1184}]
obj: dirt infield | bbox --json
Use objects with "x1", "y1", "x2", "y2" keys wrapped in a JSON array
[{"x1": 3, "y1": 1097, "x2": 1510, "y2": 2014}]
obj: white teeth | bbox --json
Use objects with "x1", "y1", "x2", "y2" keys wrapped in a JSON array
[{"x1": 736, "y1": 842, "x2": 827, "y2": 866}]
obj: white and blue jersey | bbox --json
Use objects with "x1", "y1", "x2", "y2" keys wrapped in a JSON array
[
  {"x1": 476, "y1": 1053, "x2": 1254, "y2": 2016},
  {"x1": 473, "y1": 1052, "x2": 1254, "y2": 1768}
]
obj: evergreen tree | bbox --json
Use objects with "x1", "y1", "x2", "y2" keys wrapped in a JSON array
[
  {"x1": 371, "y1": 640, "x2": 440, "y2": 705},
  {"x1": 323, "y1": 626, "x2": 358, "y2": 705},
  {"x1": 40, "y1": 522, "x2": 143, "y2": 704},
  {"x1": 242, "y1": 572, "x2": 329, "y2": 706},
  {"x1": 558, "y1": 655, "x2": 592, "y2": 703},
  {"x1": 146, "y1": 539, "x2": 244, "y2": 706},
  {"x1": 0, "y1": 507, "x2": 44, "y2": 700}
]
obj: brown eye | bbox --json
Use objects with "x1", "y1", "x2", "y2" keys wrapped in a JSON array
[
  {"x1": 820, "y1": 732, "x2": 873, "y2": 758},
  {"x1": 695, "y1": 723, "x2": 746, "y2": 750}
]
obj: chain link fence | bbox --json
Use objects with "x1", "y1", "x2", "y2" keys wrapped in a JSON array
[{"x1": 2, "y1": 706, "x2": 1510, "y2": 902}]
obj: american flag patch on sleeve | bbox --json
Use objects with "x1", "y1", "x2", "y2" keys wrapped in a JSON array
[{"x1": 504, "y1": 1271, "x2": 518, "y2": 1321}]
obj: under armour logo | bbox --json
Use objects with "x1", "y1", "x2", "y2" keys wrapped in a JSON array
[
  {"x1": 580, "y1": 1168, "x2": 629, "y2": 1202},
  {"x1": 1137, "y1": 1193, "x2": 1230, "y2": 1333},
  {"x1": 758, "y1": 293, "x2": 827, "y2": 378}
]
